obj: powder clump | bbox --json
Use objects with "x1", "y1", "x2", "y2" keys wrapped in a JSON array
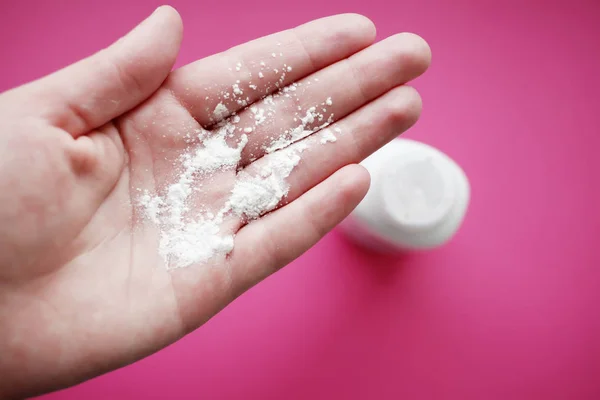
[
  {"x1": 213, "y1": 102, "x2": 229, "y2": 120},
  {"x1": 158, "y1": 216, "x2": 234, "y2": 268},
  {"x1": 320, "y1": 128, "x2": 337, "y2": 144},
  {"x1": 227, "y1": 144, "x2": 307, "y2": 219}
]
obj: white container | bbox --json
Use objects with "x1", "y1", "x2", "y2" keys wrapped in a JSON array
[{"x1": 340, "y1": 138, "x2": 470, "y2": 252}]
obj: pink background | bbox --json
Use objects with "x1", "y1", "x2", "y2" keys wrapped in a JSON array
[{"x1": 2, "y1": 0, "x2": 600, "y2": 398}]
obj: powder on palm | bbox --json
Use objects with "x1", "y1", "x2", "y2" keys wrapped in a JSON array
[{"x1": 139, "y1": 57, "x2": 340, "y2": 269}]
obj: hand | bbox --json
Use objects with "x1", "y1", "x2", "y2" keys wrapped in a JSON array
[{"x1": 0, "y1": 6, "x2": 430, "y2": 398}]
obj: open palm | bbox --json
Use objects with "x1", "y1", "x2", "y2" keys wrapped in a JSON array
[{"x1": 0, "y1": 7, "x2": 430, "y2": 398}]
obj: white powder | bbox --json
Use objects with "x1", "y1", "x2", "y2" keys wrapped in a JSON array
[
  {"x1": 139, "y1": 121, "x2": 247, "y2": 268},
  {"x1": 266, "y1": 107, "x2": 320, "y2": 152},
  {"x1": 139, "y1": 62, "x2": 340, "y2": 269},
  {"x1": 320, "y1": 128, "x2": 337, "y2": 144},
  {"x1": 232, "y1": 83, "x2": 243, "y2": 96},
  {"x1": 158, "y1": 215, "x2": 234, "y2": 268},
  {"x1": 213, "y1": 102, "x2": 229, "y2": 120},
  {"x1": 264, "y1": 95, "x2": 275, "y2": 106},
  {"x1": 226, "y1": 143, "x2": 307, "y2": 219},
  {"x1": 184, "y1": 133, "x2": 248, "y2": 173},
  {"x1": 140, "y1": 192, "x2": 163, "y2": 224},
  {"x1": 251, "y1": 107, "x2": 266, "y2": 125}
]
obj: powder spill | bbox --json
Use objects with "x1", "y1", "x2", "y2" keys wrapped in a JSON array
[
  {"x1": 183, "y1": 132, "x2": 248, "y2": 173},
  {"x1": 139, "y1": 57, "x2": 341, "y2": 269},
  {"x1": 158, "y1": 215, "x2": 234, "y2": 269},
  {"x1": 225, "y1": 143, "x2": 307, "y2": 219},
  {"x1": 266, "y1": 105, "x2": 334, "y2": 153}
]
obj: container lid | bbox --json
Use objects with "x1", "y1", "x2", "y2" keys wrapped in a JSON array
[{"x1": 380, "y1": 153, "x2": 456, "y2": 232}]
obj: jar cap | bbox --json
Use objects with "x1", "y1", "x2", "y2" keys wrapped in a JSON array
[{"x1": 380, "y1": 152, "x2": 457, "y2": 232}]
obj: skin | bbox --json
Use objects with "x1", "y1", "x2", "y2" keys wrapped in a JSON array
[{"x1": 0, "y1": 6, "x2": 430, "y2": 398}]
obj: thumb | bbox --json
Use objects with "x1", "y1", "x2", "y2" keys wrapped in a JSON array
[{"x1": 13, "y1": 5, "x2": 183, "y2": 136}]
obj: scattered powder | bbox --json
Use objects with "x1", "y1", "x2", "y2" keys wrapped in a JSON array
[
  {"x1": 278, "y1": 71, "x2": 286, "y2": 84},
  {"x1": 232, "y1": 83, "x2": 243, "y2": 96},
  {"x1": 139, "y1": 122, "x2": 247, "y2": 268},
  {"x1": 138, "y1": 58, "x2": 340, "y2": 269},
  {"x1": 264, "y1": 95, "x2": 276, "y2": 106},
  {"x1": 251, "y1": 107, "x2": 266, "y2": 125},
  {"x1": 271, "y1": 53, "x2": 277, "y2": 58},
  {"x1": 139, "y1": 192, "x2": 163, "y2": 224},
  {"x1": 266, "y1": 105, "x2": 331, "y2": 153}
]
